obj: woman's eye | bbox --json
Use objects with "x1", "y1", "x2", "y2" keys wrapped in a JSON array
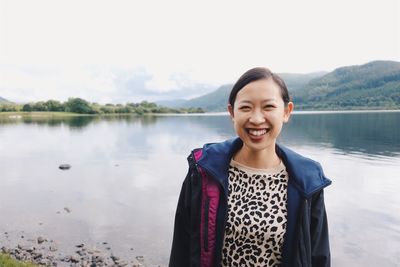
[
  {"x1": 239, "y1": 106, "x2": 251, "y2": 111},
  {"x1": 264, "y1": 105, "x2": 275, "y2": 109}
]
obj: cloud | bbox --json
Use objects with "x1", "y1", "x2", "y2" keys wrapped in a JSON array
[
  {"x1": 1, "y1": 0, "x2": 398, "y2": 103},
  {"x1": 0, "y1": 64, "x2": 216, "y2": 103},
  {"x1": 0, "y1": 64, "x2": 116, "y2": 103}
]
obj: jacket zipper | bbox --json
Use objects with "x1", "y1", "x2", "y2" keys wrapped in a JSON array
[
  {"x1": 202, "y1": 166, "x2": 229, "y2": 261},
  {"x1": 193, "y1": 154, "x2": 229, "y2": 261},
  {"x1": 204, "y1": 197, "x2": 210, "y2": 252},
  {"x1": 192, "y1": 155, "x2": 212, "y2": 253}
]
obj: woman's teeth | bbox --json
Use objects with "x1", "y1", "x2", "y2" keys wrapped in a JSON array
[{"x1": 248, "y1": 129, "x2": 268, "y2": 136}]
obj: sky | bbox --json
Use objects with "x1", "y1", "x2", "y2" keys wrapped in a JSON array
[{"x1": 0, "y1": 0, "x2": 399, "y2": 103}]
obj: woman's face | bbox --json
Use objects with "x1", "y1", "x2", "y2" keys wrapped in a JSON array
[{"x1": 228, "y1": 78, "x2": 293, "y2": 153}]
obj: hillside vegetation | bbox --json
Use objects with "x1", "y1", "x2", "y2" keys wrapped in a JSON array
[
  {"x1": 293, "y1": 60, "x2": 400, "y2": 110},
  {"x1": 279, "y1": 72, "x2": 328, "y2": 91},
  {"x1": 179, "y1": 84, "x2": 232, "y2": 111},
  {"x1": 169, "y1": 61, "x2": 400, "y2": 111},
  {"x1": 179, "y1": 72, "x2": 324, "y2": 112},
  {"x1": 3, "y1": 61, "x2": 399, "y2": 112}
]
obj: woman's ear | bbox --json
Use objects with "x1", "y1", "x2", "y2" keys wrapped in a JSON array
[
  {"x1": 283, "y1": 102, "x2": 294, "y2": 123},
  {"x1": 228, "y1": 104, "x2": 234, "y2": 120}
]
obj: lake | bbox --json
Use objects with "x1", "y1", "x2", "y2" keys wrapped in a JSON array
[{"x1": 0, "y1": 111, "x2": 399, "y2": 266}]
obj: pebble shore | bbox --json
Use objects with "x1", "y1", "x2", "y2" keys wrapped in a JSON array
[{"x1": 1, "y1": 232, "x2": 153, "y2": 267}]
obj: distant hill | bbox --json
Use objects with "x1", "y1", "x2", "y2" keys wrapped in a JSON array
[
  {"x1": 161, "y1": 61, "x2": 400, "y2": 111},
  {"x1": 180, "y1": 84, "x2": 233, "y2": 112},
  {"x1": 293, "y1": 60, "x2": 400, "y2": 110},
  {"x1": 0, "y1": 96, "x2": 9, "y2": 103},
  {"x1": 156, "y1": 98, "x2": 187, "y2": 108},
  {"x1": 165, "y1": 72, "x2": 325, "y2": 112},
  {"x1": 279, "y1": 72, "x2": 328, "y2": 91}
]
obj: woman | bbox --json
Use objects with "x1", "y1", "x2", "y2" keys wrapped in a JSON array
[{"x1": 169, "y1": 67, "x2": 331, "y2": 267}]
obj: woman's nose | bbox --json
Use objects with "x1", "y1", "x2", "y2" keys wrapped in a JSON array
[{"x1": 249, "y1": 110, "x2": 265, "y2": 124}]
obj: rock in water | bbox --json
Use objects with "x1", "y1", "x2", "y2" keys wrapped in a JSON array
[
  {"x1": 64, "y1": 207, "x2": 71, "y2": 213},
  {"x1": 37, "y1": 236, "x2": 46, "y2": 244},
  {"x1": 59, "y1": 164, "x2": 71, "y2": 170}
]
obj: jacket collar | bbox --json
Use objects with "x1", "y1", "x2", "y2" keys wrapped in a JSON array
[{"x1": 196, "y1": 137, "x2": 331, "y2": 197}]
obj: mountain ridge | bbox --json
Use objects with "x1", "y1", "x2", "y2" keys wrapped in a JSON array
[
  {"x1": 170, "y1": 72, "x2": 326, "y2": 111},
  {"x1": 293, "y1": 60, "x2": 400, "y2": 110},
  {"x1": 161, "y1": 60, "x2": 400, "y2": 111}
]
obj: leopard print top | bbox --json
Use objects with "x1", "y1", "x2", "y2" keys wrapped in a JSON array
[{"x1": 221, "y1": 159, "x2": 289, "y2": 267}]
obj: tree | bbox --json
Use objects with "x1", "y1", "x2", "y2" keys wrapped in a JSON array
[
  {"x1": 139, "y1": 101, "x2": 157, "y2": 109},
  {"x1": 0, "y1": 103, "x2": 19, "y2": 112},
  {"x1": 32, "y1": 101, "x2": 48, "y2": 111},
  {"x1": 22, "y1": 103, "x2": 34, "y2": 112},
  {"x1": 45, "y1": 100, "x2": 64, "y2": 111},
  {"x1": 64, "y1": 98, "x2": 94, "y2": 114}
]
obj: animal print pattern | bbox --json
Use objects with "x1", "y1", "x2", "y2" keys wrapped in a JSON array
[{"x1": 221, "y1": 159, "x2": 288, "y2": 267}]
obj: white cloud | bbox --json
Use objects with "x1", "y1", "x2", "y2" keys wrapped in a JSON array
[
  {"x1": 0, "y1": 0, "x2": 399, "y2": 102},
  {"x1": 0, "y1": 64, "x2": 215, "y2": 103},
  {"x1": 0, "y1": 64, "x2": 119, "y2": 102}
]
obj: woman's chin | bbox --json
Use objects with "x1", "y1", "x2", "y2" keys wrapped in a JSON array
[{"x1": 241, "y1": 136, "x2": 276, "y2": 152}]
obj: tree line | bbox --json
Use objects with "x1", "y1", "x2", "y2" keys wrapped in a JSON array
[{"x1": 0, "y1": 98, "x2": 204, "y2": 114}]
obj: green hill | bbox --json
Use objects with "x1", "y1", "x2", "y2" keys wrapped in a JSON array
[
  {"x1": 180, "y1": 72, "x2": 324, "y2": 111},
  {"x1": 177, "y1": 61, "x2": 400, "y2": 111},
  {"x1": 279, "y1": 72, "x2": 328, "y2": 91},
  {"x1": 0, "y1": 96, "x2": 9, "y2": 103},
  {"x1": 293, "y1": 60, "x2": 400, "y2": 110},
  {"x1": 156, "y1": 98, "x2": 187, "y2": 108},
  {"x1": 181, "y1": 84, "x2": 232, "y2": 112}
]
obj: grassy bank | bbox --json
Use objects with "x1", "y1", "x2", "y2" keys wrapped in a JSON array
[
  {"x1": 0, "y1": 253, "x2": 38, "y2": 267},
  {"x1": 0, "y1": 111, "x2": 203, "y2": 117},
  {"x1": 0, "y1": 98, "x2": 204, "y2": 115},
  {"x1": 0, "y1": 111, "x2": 90, "y2": 117}
]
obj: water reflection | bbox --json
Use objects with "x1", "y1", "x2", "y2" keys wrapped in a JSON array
[
  {"x1": 155, "y1": 112, "x2": 400, "y2": 158},
  {"x1": 1, "y1": 112, "x2": 399, "y2": 157},
  {"x1": 0, "y1": 114, "x2": 164, "y2": 132},
  {"x1": 281, "y1": 112, "x2": 400, "y2": 157},
  {"x1": 0, "y1": 111, "x2": 399, "y2": 266}
]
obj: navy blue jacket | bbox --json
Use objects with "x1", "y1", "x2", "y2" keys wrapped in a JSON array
[{"x1": 170, "y1": 137, "x2": 332, "y2": 267}]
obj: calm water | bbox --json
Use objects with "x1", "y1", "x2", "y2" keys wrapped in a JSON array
[{"x1": 0, "y1": 111, "x2": 399, "y2": 266}]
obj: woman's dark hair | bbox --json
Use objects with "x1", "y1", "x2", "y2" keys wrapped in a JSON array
[{"x1": 228, "y1": 67, "x2": 290, "y2": 108}]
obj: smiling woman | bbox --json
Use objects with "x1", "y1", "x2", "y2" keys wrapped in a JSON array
[
  {"x1": 169, "y1": 67, "x2": 332, "y2": 267},
  {"x1": 227, "y1": 77, "x2": 293, "y2": 168}
]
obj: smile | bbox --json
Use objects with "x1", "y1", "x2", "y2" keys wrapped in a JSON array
[{"x1": 246, "y1": 128, "x2": 270, "y2": 137}]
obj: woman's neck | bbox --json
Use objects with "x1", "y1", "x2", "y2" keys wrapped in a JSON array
[{"x1": 234, "y1": 144, "x2": 281, "y2": 169}]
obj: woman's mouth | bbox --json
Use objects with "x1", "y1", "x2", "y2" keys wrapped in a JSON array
[{"x1": 246, "y1": 128, "x2": 270, "y2": 138}]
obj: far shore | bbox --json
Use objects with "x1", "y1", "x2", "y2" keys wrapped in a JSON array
[
  {"x1": 292, "y1": 109, "x2": 400, "y2": 114},
  {"x1": 123, "y1": 109, "x2": 400, "y2": 116},
  {"x1": 0, "y1": 111, "x2": 94, "y2": 117},
  {"x1": 0, "y1": 109, "x2": 399, "y2": 118}
]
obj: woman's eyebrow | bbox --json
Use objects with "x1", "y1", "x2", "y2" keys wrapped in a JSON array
[
  {"x1": 237, "y1": 100, "x2": 253, "y2": 104},
  {"x1": 261, "y1": 99, "x2": 277, "y2": 103},
  {"x1": 238, "y1": 99, "x2": 276, "y2": 104}
]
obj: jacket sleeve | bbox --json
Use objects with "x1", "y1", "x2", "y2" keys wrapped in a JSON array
[
  {"x1": 169, "y1": 169, "x2": 193, "y2": 267},
  {"x1": 310, "y1": 189, "x2": 331, "y2": 267}
]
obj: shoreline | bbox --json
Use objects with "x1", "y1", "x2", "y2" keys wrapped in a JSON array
[
  {"x1": 0, "y1": 231, "x2": 154, "y2": 267},
  {"x1": 0, "y1": 108, "x2": 399, "y2": 118},
  {"x1": 292, "y1": 109, "x2": 400, "y2": 114}
]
